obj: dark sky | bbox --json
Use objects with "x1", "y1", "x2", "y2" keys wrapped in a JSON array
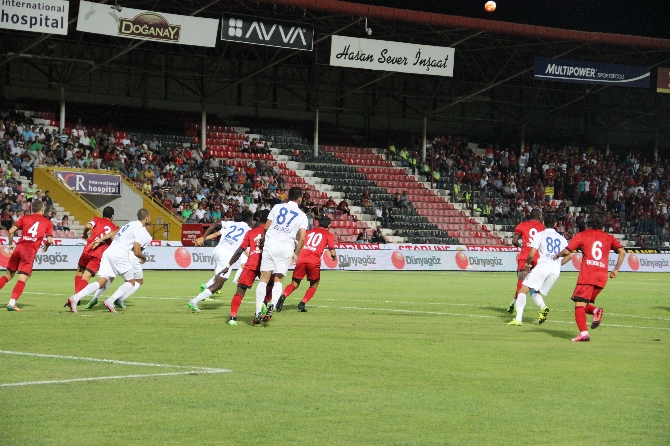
[{"x1": 355, "y1": 1, "x2": 670, "y2": 39}]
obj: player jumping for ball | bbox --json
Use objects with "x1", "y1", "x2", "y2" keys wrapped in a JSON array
[
  {"x1": 2, "y1": 200, "x2": 53, "y2": 312},
  {"x1": 508, "y1": 209, "x2": 545, "y2": 313},
  {"x1": 555, "y1": 212, "x2": 626, "y2": 342},
  {"x1": 508, "y1": 213, "x2": 571, "y2": 325},
  {"x1": 276, "y1": 216, "x2": 336, "y2": 313}
]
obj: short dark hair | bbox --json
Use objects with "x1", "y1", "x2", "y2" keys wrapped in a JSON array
[
  {"x1": 288, "y1": 187, "x2": 303, "y2": 201},
  {"x1": 543, "y1": 213, "x2": 556, "y2": 228},
  {"x1": 529, "y1": 208, "x2": 543, "y2": 221},
  {"x1": 318, "y1": 216, "x2": 332, "y2": 229},
  {"x1": 137, "y1": 208, "x2": 150, "y2": 220},
  {"x1": 103, "y1": 206, "x2": 114, "y2": 219},
  {"x1": 588, "y1": 212, "x2": 604, "y2": 230},
  {"x1": 31, "y1": 200, "x2": 44, "y2": 213},
  {"x1": 241, "y1": 210, "x2": 253, "y2": 225},
  {"x1": 259, "y1": 209, "x2": 270, "y2": 224}
]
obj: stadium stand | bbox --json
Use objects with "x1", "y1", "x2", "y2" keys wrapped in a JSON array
[{"x1": 1, "y1": 107, "x2": 667, "y2": 247}]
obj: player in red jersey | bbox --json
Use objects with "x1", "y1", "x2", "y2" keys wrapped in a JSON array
[
  {"x1": 218, "y1": 210, "x2": 273, "y2": 326},
  {"x1": 74, "y1": 206, "x2": 118, "y2": 293},
  {"x1": 556, "y1": 212, "x2": 625, "y2": 342},
  {"x1": 508, "y1": 209, "x2": 545, "y2": 313},
  {"x1": 276, "y1": 216, "x2": 336, "y2": 313},
  {"x1": 2, "y1": 200, "x2": 53, "y2": 311}
]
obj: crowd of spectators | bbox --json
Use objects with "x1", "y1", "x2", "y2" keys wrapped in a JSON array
[{"x1": 392, "y1": 135, "x2": 670, "y2": 242}]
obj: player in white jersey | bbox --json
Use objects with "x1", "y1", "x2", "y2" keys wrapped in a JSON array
[
  {"x1": 255, "y1": 187, "x2": 308, "y2": 325},
  {"x1": 85, "y1": 225, "x2": 153, "y2": 310},
  {"x1": 187, "y1": 212, "x2": 252, "y2": 312},
  {"x1": 67, "y1": 209, "x2": 151, "y2": 313},
  {"x1": 508, "y1": 213, "x2": 571, "y2": 325}
]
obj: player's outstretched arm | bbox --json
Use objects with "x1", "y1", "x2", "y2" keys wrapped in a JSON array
[
  {"x1": 610, "y1": 247, "x2": 626, "y2": 279},
  {"x1": 196, "y1": 222, "x2": 222, "y2": 246},
  {"x1": 133, "y1": 242, "x2": 147, "y2": 263},
  {"x1": 91, "y1": 228, "x2": 120, "y2": 249},
  {"x1": 200, "y1": 231, "x2": 222, "y2": 245},
  {"x1": 554, "y1": 248, "x2": 571, "y2": 259},
  {"x1": 525, "y1": 248, "x2": 537, "y2": 271},
  {"x1": 560, "y1": 253, "x2": 573, "y2": 266}
]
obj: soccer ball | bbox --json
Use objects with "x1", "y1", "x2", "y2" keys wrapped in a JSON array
[{"x1": 485, "y1": 1, "x2": 496, "y2": 12}]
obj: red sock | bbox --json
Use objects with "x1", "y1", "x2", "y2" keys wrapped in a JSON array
[
  {"x1": 264, "y1": 287, "x2": 272, "y2": 304},
  {"x1": 230, "y1": 294, "x2": 243, "y2": 317},
  {"x1": 11, "y1": 281, "x2": 26, "y2": 300},
  {"x1": 283, "y1": 284, "x2": 296, "y2": 298},
  {"x1": 302, "y1": 287, "x2": 317, "y2": 304},
  {"x1": 0, "y1": 276, "x2": 9, "y2": 290},
  {"x1": 584, "y1": 304, "x2": 596, "y2": 315},
  {"x1": 514, "y1": 279, "x2": 523, "y2": 300},
  {"x1": 75, "y1": 277, "x2": 87, "y2": 293},
  {"x1": 575, "y1": 307, "x2": 588, "y2": 332}
]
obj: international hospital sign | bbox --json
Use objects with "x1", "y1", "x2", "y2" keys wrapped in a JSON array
[{"x1": 0, "y1": 0, "x2": 69, "y2": 35}]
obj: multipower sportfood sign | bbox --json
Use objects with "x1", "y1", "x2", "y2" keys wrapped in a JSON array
[
  {"x1": 76, "y1": 0, "x2": 218, "y2": 47},
  {"x1": 535, "y1": 57, "x2": 650, "y2": 88},
  {"x1": 221, "y1": 15, "x2": 313, "y2": 51}
]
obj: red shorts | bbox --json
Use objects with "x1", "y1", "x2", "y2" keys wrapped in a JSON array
[
  {"x1": 293, "y1": 260, "x2": 321, "y2": 282},
  {"x1": 237, "y1": 268, "x2": 259, "y2": 289},
  {"x1": 571, "y1": 284, "x2": 603, "y2": 303},
  {"x1": 7, "y1": 244, "x2": 38, "y2": 276},
  {"x1": 77, "y1": 252, "x2": 101, "y2": 275}
]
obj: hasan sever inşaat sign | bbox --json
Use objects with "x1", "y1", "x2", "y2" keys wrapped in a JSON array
[{"x1": 76, "y1": 0, "x2": 218, "y2": 47}]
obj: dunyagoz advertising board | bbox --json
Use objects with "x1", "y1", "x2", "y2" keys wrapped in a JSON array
[
  {"x1": 535, "y1": 57, "x2": 650, "y2": 88},
  {"x1": 54, "y1": 170, "x2": 120, "y2": 195},
  {"x1": 76, "y1": 0, "x2": 218, "y2": 47},
  {"x1": 330, "y1": 35, "x2": 455, "y2": 77},
  {"x1": 0, "y1": 0, "x2": 69, "y2": 35},
  {"x1": 3, "y1": 246, "x2": 667, "y2": 273},
  {"x1": 221, "y1": 15, "x2": 313, "y2": 51}
]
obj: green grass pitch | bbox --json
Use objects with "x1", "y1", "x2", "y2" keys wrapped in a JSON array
[{"x1": 0, "y1": 270, "x2": 668, "y2": 445}]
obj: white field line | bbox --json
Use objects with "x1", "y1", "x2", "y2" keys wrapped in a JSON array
[
  {"x1": 0, "y1": 370, "x2": 229, "y2": 388},
  {"x1": 0, "y1": 350, "x2": 229, "y2": 372}
]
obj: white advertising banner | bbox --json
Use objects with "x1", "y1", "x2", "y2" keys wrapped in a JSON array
[
  {"x1": 76, "y1": 0, "x2": 218, "y2": 47},
  {"x1": 0, "y1": 246, "x2": 667, "y2": 273},
  {"x1": 0, "y1": 0, "x2": 69, "y2": 35},
  {"x1": 330, "y1": 35, "x2": 455, "y2": 77}
]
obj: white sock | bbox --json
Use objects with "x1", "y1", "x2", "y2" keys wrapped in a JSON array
[
  {"x1": 92, "y1": 282, "x2": 110, "y2": 301},
  {"x1": 255, "y1": 282, "x2": 267, "y2": 314},
  {"x1": 105, "y1": 282, "x2": 134, "y2": 306},
  {"x1": 73, "y1": 282, "x2": 101, "y2": 305},
  {"x1": 233, "y1": 268, "x2": 242, "y2": 284},
  {"x1": 515, "y1": 293, "x2": 527, "y2": 322},
  {"x1": 8, "y1": 298, "x2": 16, "y2": 306},
  {"x1": 205, "y1": 276, "x2": 216, "y2": 288},
  {"x1": 120, "y1": 283, "x2": 140, "y2": 303},
  {"x1": 270, "y1": 282, "x2": 282, "y2": 306},
  {"x1": 192, "y1": 289, "x2": 212, "y2": 305},
  {"x1": 532, "y1": 293, "x2": 546, "y2": 309},
  {"x1": 581, "y1": 330, "x2": 589, "y2": 336}
]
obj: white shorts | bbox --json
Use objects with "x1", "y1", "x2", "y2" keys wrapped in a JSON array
[
  {"x1": 523, "y1": 267, "x2": 559, "y2": 296},
  {"x1": 213, "y1": 248, "x2": 236, "y2": 279},
  {"x1": 98, "y1": 251, "x2": 134, "y2": 281},
  {"x1": 130, "y1": 255, "x2": 143, "y2": 280},
  {"x1": 259, "y1": 245, "x2": 292, "y2": 276}
]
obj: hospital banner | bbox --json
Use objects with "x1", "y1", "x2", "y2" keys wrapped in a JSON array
[
  {"x1": 0, "y1": 0, "x2": 69, "y2": 35},
  {"x1": 54, "y1": 170, "x2": 120, "y2": 195},
  {"x1": 76, "y1": 0, "x2": 218, "y2": 47},
  {"x1": 535, "y1": 57, "x2": 650, "y2": 88},
  {"x1": 330, "y1": 35, "x2": 455, "y2": 77},
  {"x1": 1, "y1": 246, "x2": 667, "y2": 273}
]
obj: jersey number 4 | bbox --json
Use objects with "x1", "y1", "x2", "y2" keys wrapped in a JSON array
[{"x1": 27, "y1": 222, "x2": 39, "y2": 237}]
